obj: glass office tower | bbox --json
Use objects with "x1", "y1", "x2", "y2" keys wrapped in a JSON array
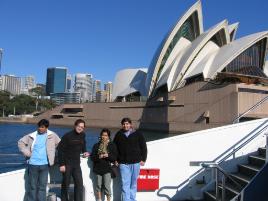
[{"x1": 46, "y1": 67, "x2": 67, "y2": 95}]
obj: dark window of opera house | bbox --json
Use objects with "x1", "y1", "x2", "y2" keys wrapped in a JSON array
[{"x1": 224, "y1": 39, "x2": 267, "y2": 78}]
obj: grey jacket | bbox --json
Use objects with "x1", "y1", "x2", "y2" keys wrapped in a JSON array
[{"x1": 18, "y1": 129, "x2": 61, "y2": 166}]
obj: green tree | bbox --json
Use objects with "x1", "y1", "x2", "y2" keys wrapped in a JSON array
[
  {"x1": 15, "y1": 94, "x2": 35, "y2": 114},
  {"x1": 39, "y1": 99, "x2": 56, "y2": 111},
  {"x1": 0, "y1": 91, "x2": 56, "y2": 116},
  {"x1": 29, "y1": 86, "x2": 46, "y2": 96},
  {"x1": 0, "y1": 91, "x2": 10, "y2": 116}
]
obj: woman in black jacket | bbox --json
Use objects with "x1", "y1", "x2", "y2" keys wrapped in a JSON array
[{"x1": 91, "y1": 128, "x2": 117, "y2": 201}]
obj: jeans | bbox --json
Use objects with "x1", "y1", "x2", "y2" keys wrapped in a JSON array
[
  {"x1": 61, "y1": 164, "x2": 83, "y2": 201},
  {"x1": 119, "y1": 163, "x2": 140, "y2": 201},
  {"x1": 28, "y1": 164, "x2": 49, "y2": 201}
]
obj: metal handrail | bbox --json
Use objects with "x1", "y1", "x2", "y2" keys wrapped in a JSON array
[
  {"x1": 190, "y1": 120, "x2": 268, "y2": 201},
  {"x1": 217, "y1": 122, "x2": 268, "y2": 165},
  {"x1": 201, "y1": 163, "x2": 243, "y2": 190},
  {"x1": 233, "y1": 95, "x2": 268, "y2": 124},
  {"x1": 190, "y1": 120, "x2": 268, "y2": 168},
  {"x1": 201, "y1": 162, "x2": 243, "y2": 201}
]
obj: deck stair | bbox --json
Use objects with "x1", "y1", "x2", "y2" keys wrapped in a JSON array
[{"x1": 202, "y1": 147, "x2": 266, "y2": 201}]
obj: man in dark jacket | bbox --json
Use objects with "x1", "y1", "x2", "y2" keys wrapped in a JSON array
[
  {"x1": 113, "y1": 117, "x2": 147, "y2": 201},
  {"x1": 58, "y1": 119, "x2": 90, "y2": 201}
]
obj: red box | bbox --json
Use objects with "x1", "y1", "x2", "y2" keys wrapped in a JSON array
[{"x1": 137, "y1": 168, "x2": 160, "y2": 191}]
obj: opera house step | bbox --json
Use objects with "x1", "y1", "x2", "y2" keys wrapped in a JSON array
[
  {"x1": 179, "y1": 147, "x2": 266, "y2": 201},
  {"x1": 202, "y1": 147, "x2": 266, "y2": 201}
]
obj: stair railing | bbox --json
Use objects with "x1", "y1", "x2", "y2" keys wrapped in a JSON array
[
  {"x1": 191, "y1": 119, "x2": 268, "y2": 166},
  {"x1": 233, "y1": 95, "x2": 268, "y2": 124},
  {"x1": 201, "y1": 162, "x2": 243, "y2": 201},
  {"x1": 190, "y1": 119, "x2": 268, "y2": 200},
  {"x1": 216, "y1": 122, "x2": 268, "y2": 165}
]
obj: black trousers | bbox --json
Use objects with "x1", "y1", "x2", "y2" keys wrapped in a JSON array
[{"x1": 61, "y1": 163, "x2": 83, "y2": 201}]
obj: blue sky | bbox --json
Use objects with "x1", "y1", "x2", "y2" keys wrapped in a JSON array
[{"x1": 0, "y1": 0, "x2": 268, "y2": 85}]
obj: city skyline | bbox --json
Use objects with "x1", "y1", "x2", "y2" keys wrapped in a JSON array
[
  {"x1": 0, "y1": 70, "x2": 110, "y2": 89},
  {"x1": 0, "y1": 0, "x2": 267, "y2": 84},
  {"x1": 0, "y1": 67, "x2": 115, "y2": 104}
]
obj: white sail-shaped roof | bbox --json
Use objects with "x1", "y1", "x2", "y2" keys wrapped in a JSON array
[
  {"x1": 228, "y1": 22, "x2": 239, "y2": 41},
  {"x1": 112, "y1": 1, "x2": 268, "y2": 101},
  {"x1": 207, "y1": 31, "x2": 268, "y2": 79},
  {"x1": 145, "y1": 0, "x2": 203, "y2": 96},
  {"x1": 184, "y1": 41, "x2": 220, "y2": 80},
  {"x1": 112, "y1": 68, "x2": 147, "y2": 101},
  {"x1": 171, "y1": 20, "x2": 230, "y2": 89},
  {"x1": 155, "y1": 37, "x2": 191, "y2": 91}
]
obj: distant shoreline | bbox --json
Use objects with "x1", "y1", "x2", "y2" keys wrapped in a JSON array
[
  {"x1": 0, "y1": 117, "x2": 27, "y2": 123},
  {"x1": 0, "y1": 117, "x2": 176, "y2": 135}
]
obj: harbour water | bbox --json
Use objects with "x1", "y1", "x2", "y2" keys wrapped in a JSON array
[{"x1": 0, "y1": 122, "x2": 173, "y2": 174}]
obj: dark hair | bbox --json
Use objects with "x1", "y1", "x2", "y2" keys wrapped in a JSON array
[
  {"x1": 100, "y1": 128, "x2": 111, "y2": 138},
  {"x1": 74, "y1": 119, "x2": 86, "y2": 127},
  {"x1": 37, "y1": 119, "x2": 49, "y2": 128},
  {"x1": 121, "y1": 117, "x2": 132, "y2": 125}
]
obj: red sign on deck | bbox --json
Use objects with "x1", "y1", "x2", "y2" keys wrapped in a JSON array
[{"x1": 137, "y1": 168, "x2": 160, "y2": 191}]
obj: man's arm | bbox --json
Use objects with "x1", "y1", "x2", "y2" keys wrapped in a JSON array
[
  {"x1": 58, "y1": 134, "x2": 69, "y2": 173},
  {"x1": 113, "y1": 132, "x2": 119, "y2": 146},
  {"x1": 82, "y1": 133, "x2": 87, "y2": 153},
  {"x1": 18, "y1": 135, "x2": 31, "y2": 158},
  {"x1": 82, "y1": 133, "x2": 90, "y2": 157},
  {"x1": 54, "y1": 133, "x2": 61, "y2": 147},
  {"x1": 90, "y1": 144, "x2": 100, "y2": 162},
  {"x1": 58, "y1": 135, "x2": 67, "y2": 166},
  {"x1": 107, "y1": 143, "x2": 118, "y2": 162},
  {"x1": 139, "y1": 132, "x2": 147, "y2": 165}
]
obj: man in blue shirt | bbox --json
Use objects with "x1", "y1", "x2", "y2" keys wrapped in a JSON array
[{"x1": 18, "y1": 119, "x2": 60, "y2": 201}]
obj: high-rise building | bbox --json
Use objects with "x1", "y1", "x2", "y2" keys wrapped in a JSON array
[
  {"x1": 0, "y1": 76, "x2": 3, "y2": 91},
  {"x1": 21, "y1": 76, "x2": 36, "y2": 95},
  {"x1": 0, "y1": 48, "x2": 3, "y2": 75},
  {"x1": 104, "y1": 81, "x2": 113, "y2": 102},
  {"x1": 50, "y1": 92, "x2": 81, "y2": 105},
  {"x1": 0, "y1": 75, "x2": 21, "y2": 95},
  {"x1": 24, "y1": 76, "x2": 36, "y2": 89},
  {"x1": 96, "y1": 90, "x2": 107, "y2": 102},
  {"x1": 74, "y1": 73, "x2": 93, "y2": 102},
  {"x1": 46, "y1": 67, "x2": 67, "y2": 95},
  {"x1": 66, "y1": 74, "x2": 72, "y2": 92},
  {"x1": 93, "y1": 80, "x2": 101, "y2": 102}
]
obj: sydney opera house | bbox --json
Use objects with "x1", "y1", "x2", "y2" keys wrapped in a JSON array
[
  {"x1": 32, "y1": 1, "x2": 268, "y2": 133},
  {"x1": 113, "y1": 1, "x2": 268, "y2": 101}
]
